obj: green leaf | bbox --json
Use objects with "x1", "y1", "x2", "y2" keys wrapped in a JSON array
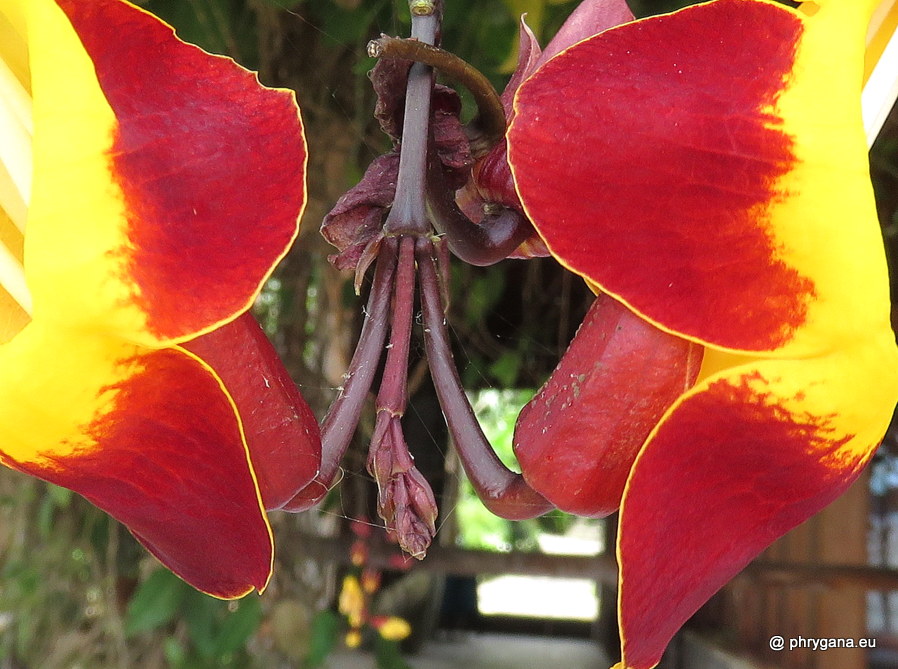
[
  {"x1": 163, "y1": 637, "x2": 188, "y2": 667},
  {"x1": 124, "y1": 569, "x2": 188, "y2": 636},
  {"x1": 463, "y1": 272, "x2": 506, "y2": 328},
  {"x1": 488, "y1": 350, "x2": 521, "y2": 387},
  {"x1": 303, "y1": 610, "x2": 341, "y2": 669},
  {"x1": 374, "y1": 636, "x2": 411, "y2": 669},
  {"x1": 213, "y1": 597, "x2": 263, "y2": 657},
  {"x1": 183, "y1": 589, "x2": 222, "y2": 660}
]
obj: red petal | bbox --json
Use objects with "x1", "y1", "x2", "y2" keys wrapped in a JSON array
[
  {"x1": 54, "y1": 0, "x2": 306, "y2": 341},
  {"x1": 513, "y1": 293, "x2": 701, "y2": 516},
  {"x1": 538, "y1": 0, "x2": 634, "y2": 65},
  {"x1": 184, "y1": 314, "x2": 321, "y2": 511},
  {"x1": 617, "y1": 354, "x2": 892, "y2": 668},
  {"x1": 509, "y1": 0, "x2": 810, "y2": 352},
  {"x1": 501, "y1": 18, "x2": 541, "y2": 111},
  {"x1": 13, "y1": 344, "x2": 273, "y2": 599}
]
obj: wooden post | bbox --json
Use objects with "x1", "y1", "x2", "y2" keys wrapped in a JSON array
[{"x1": 813, "y1": 472, "x2": 869, "y2": 669}]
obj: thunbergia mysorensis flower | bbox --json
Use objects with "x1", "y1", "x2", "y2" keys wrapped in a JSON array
[
  {"x1": 0, "y1": 0, "x2": 318, "y2": 598},
  {"x1": 499, "y1": 0, "x2": 898, "y2": 667},
  {"x1": 338, "y1": 0, "x2": 898, "y2": 667}
]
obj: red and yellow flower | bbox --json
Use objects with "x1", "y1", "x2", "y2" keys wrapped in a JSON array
[
  {"x1": 0, "y1": 0, "x2": 318, "y2": 599},
  {"x1": 472, "y1": 0, "x2": 898, "y2": 666}
]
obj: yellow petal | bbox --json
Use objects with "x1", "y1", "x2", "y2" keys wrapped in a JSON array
[
  {"x1": 23, "y1": 0, "x2": 141, "y2": 334},
  {"x1": 0, "y1": 0, "x2": 29, "y2": 94}
]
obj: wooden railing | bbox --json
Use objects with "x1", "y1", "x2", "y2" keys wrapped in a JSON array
[{"x1": 289, "y1": 466, "x2": 898, "y2": 669}]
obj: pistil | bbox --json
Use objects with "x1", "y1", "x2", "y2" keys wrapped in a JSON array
[
  {"x1": 416, "y1": 238, "x2": 551, "y2": 519},
  {"x1": 367, "y1": 33, "x2": 533, "y2": 266},
  {"x1": 366, "y1": 35, "x2": 506, "y2": 155},
  {"x1": 282, "y1": 241, "x2": 398, "y2": 511}
]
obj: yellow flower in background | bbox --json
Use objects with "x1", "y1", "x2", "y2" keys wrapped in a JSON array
[
  {"x1": 339, "y1": 575, "x2": 366, "y2": 629},
  {"x1": 372, "y1": 615, "x2": 412, "y2": 642}
]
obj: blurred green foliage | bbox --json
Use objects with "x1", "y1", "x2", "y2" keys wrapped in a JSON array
[
  {"x1": 124, "y1": 569, "x2": 263, "y2": 668},
  {"x1": 455, "y1": 390, "x2": 531, "y2": 552},
  {"x1": 140, "y1": 0, "x2": 260, "y2": 64},
  {"x1": 0, "y1": 473, "x2": 137, "y2": 668},
  {"x1": 303, "y1": 609, "x2": 341, "y2": 668}
]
